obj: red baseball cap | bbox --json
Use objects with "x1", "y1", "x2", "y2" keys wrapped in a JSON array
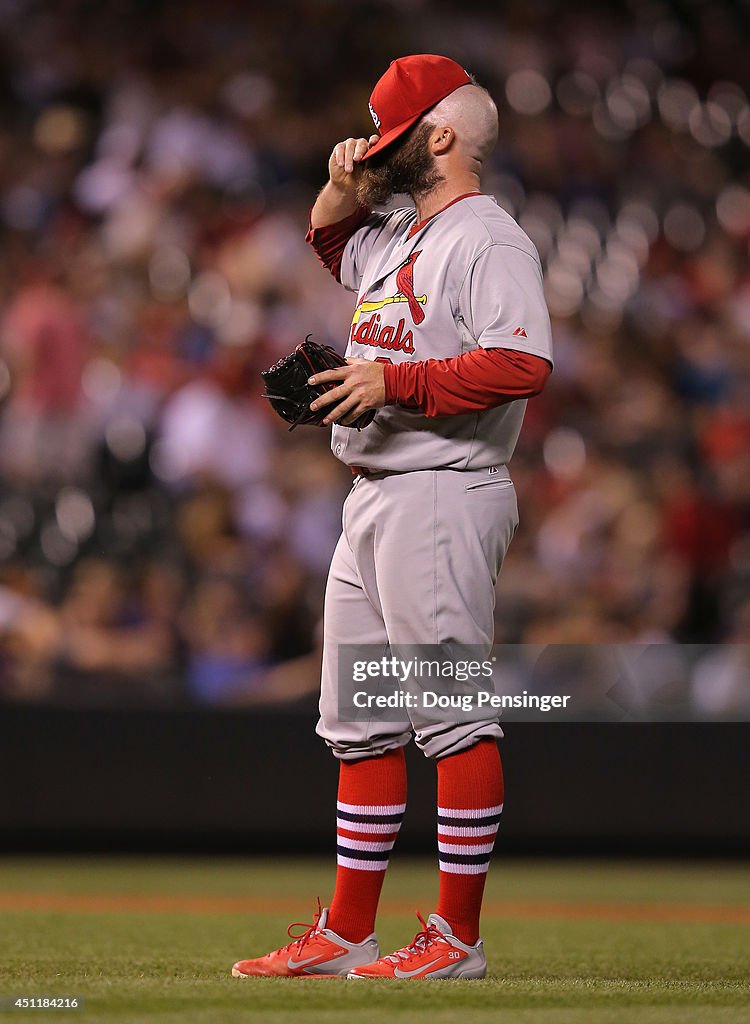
[{"x1": 361, "y1": 54, "x2": 472, "y2": 161}]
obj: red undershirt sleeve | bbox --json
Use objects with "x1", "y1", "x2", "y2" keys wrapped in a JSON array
[
  {"x1": 305, "y1": 207, "x2": 371, "y2": 282},
  {"x1": 383, "y1": 347, "x2": 551, "y2": 418}
]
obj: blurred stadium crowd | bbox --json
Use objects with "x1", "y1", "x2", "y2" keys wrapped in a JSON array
[{"x1": 0, "y1": 0, "x2": 748, "y2": 711}]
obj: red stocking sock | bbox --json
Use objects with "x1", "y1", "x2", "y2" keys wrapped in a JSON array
[
  {"x1": 327, "y1": 746, "x2": 407, "y2": 942},
  {"x1": 436, "y1": 739, "x2": 504, "y2": 945}
]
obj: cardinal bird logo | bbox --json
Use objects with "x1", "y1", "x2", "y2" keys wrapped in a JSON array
[
  {"x1": 395, "y1": 251, "x2": 426, "y2": 325},
  {"x1": 348, "y1": 250, "x2": 428, "y2": 353}
]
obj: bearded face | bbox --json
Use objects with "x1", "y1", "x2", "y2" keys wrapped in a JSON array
[{"x1": 356, "y1": 121, "x2": 444, "y2": 207}]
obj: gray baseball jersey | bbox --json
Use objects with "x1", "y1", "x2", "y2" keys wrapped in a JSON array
[{"x1": 331, "y1": 193, "x2": 553, "y2": 472}]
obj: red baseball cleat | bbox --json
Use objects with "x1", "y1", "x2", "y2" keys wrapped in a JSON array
[
  {"x1": 346, "y1": 912, "x2": 487, "y2": 980},
  {"x1": 232, "y1": 899, "x2": 379, "y2": 978}
]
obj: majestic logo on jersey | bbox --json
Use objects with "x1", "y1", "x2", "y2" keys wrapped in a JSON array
[
  {"x1": 350, "y1": 251, "x2": 427, "y2": 354},
  {"x1": 512, "y1": 326, "x2": 528, "y2": 338},
  {"x1": 368, "y1": 103, "x2": 381, "y2": 129}
]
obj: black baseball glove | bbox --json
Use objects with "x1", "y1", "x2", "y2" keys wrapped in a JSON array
[{"x1": 260, "y1": 336, "x2": 376, "y2": 431}]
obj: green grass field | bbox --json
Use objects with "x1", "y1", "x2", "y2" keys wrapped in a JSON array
[{"x1": 1, "y1": 858, "x2": 749, "y2": 1023}]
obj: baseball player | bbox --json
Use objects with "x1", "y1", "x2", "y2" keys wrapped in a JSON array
[{"x1": 233, "y1": 54, "x2": 552, "y2": 980}]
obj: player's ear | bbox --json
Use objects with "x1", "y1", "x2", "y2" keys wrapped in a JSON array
[{"x1": 431, "y1": 126, "x2": 455, "y2": 155}]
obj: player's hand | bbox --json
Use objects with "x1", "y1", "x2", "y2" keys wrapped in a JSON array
[
  {"x1": 328, "y1": 136, "x2": 380, "y2": 191},
  {"x1": 308, "y1": 358, "x2": 386, "y2": 426}
]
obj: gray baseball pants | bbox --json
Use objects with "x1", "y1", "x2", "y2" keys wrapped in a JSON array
[{"x1": 316, "y1": 466, "x2": 518, "y2": 761}]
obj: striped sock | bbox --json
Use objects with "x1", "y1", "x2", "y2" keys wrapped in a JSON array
[
  {"x1": 327, "y1": 747, "x2": 407, "y2": 943},
  {"x1": 436, "y1": 738, "x2": 504, "y2": 945}
]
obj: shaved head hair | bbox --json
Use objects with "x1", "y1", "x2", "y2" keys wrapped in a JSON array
[
  {"x1": 356, "y1": 81, "x2": 499, "y2": 206},
  {"x1": 421, "y1": 84, "x2": 499, "y2": 166}
]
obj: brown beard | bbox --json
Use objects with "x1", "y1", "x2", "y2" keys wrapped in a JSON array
[{"x1": 356, "y1": 121, "x2": 444, "y2": 207}]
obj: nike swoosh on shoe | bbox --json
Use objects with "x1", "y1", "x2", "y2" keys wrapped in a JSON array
[
  {"x1": 392, "y1": 956, "x2": 451, "y2": 978},
  {"x1": 287, "y1": 951, "x2": 344, "y2": 971}
]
